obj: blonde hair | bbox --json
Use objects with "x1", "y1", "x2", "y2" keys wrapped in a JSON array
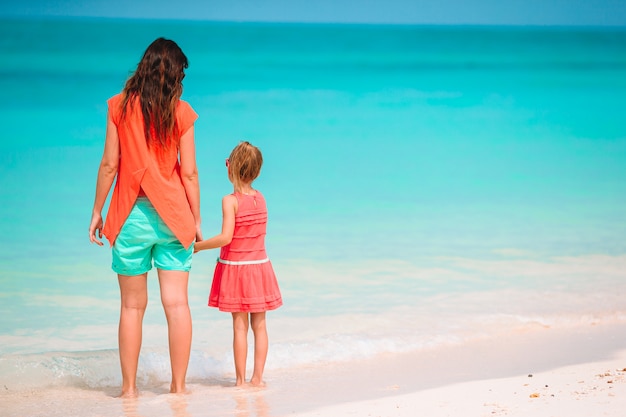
[{"x1": 228, "y1": 141, "x2": 263, "y2": 191}]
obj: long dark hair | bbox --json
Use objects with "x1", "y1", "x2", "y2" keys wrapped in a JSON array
[{"x1": 120, "y1": 38, "x2": 188, "y2": 149}]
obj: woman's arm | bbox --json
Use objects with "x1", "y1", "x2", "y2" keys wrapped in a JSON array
[
  {"x1": 194, "y1": 194, "x2": 237, "y2": 252},
  {"x1": 179, "y1": 125, "x2": 203, "y2": 241},
  {"x1": 89, "y1": 112, "x2": 120, "y2": 246}
]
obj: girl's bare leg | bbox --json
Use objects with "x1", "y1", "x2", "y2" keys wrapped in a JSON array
[
  {"x1": 250, "y1": 312, "x2": 268, "y2": 386},
  {"x1": 118, "y1": 273, "x2": 148, "y2": 397},
  {"x1": 158, "y1": 269, "x2": 192, "y2": 394},
  {"x1": 231, "y1": 312, "x2": 249, "y2": 386}
]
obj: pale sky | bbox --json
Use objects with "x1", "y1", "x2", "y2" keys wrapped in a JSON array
[{"x1": 1, "y1": 0, "x2": 626, "y2": 26}]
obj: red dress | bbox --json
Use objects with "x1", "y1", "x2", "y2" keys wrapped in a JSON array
[{"x1": 208, "y1": 191, "x2": 282, "y2": 312}]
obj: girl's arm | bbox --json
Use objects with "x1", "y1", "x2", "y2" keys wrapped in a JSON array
[
  {"x1": 179, "y1": 125, "x2": 203, "y2": 242},
  {"x1": 194, "y1": 194, "x2": 237, "y2": 252},
  {"x1": 89, "y1": 112, "x2": 120, "y2": 246}
]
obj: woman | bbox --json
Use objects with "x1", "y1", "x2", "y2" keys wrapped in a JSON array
[{"x1": 89, "y1": 38, "x2": 201, "y2": 397}]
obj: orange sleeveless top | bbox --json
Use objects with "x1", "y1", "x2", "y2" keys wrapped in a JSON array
[{"x1": 102, "y1": 94, "x2": 198, "y2": 249}]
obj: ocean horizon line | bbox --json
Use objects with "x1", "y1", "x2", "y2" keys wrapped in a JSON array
[{"x1": 1, "y1": 14, "x2": 625, "y2": 31}]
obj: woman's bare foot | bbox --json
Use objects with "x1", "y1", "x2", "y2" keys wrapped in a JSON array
[
  {"x1": 119, "y1": 388, "x2": 139, "y2": 398},
  {"x1": 170, "y1": 383, "x2": 189, "y2": 394}
]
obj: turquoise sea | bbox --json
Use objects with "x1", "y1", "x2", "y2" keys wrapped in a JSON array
[{"x1": 1, "y1": 17, "x2": 626, "y2": 410}]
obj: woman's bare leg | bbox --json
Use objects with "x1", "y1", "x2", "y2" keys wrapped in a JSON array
[
  {"x1": 118, "y1": 273, "x2": 148, "y2": 397},
  {"x1": 250, "y1": 312, "x2": 268, "y2": 387},
  {"x1": 158, "y1": 269, "x2": 192, "y2": 393},
  {"x1": 231, "y1": 312, "x2": 249, "y2": 386}
]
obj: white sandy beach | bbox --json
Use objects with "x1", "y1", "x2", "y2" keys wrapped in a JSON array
[
  {"x1": 295, "y1": 357, "x2": 626, "y2": 417},
  {"x1": 3, "y1": 321, "x2": 625, "y2": 417},
  {"x1": 277, "y1": 322, "x2": 626, "y2": 417}
]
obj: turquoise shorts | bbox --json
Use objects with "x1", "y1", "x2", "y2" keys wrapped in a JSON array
[{"x1": 112, "y1": 197, "x2": 193, "y2": 276}]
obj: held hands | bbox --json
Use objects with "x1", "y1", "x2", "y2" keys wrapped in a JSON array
[
  {"x1": 194, "y1": 225, "x2": 203, "y2": 253},
  {"x1": 195, "y1": 224, "x2": 203, "y2": 243},
  {"x1": 89, "y1": 212, "x2": 104, "y2": 246},
  {"x1": 193, "y1": 239, "x2": 205, "y2": 253}
]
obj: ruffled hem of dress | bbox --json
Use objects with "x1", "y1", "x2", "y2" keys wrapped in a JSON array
[
  {"x1": 209, "y1": 295, "x2": 283, "y2": 313},
  {"x1": 208, "y1": 261, "x2": 282, "y2": 312}
]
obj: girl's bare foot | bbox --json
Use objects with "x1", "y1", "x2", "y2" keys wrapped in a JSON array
[{"x1": 249, "y1": 377, "x2": 266, "y2": 388}]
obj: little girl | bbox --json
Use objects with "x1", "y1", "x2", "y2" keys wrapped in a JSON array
[{"x1": 195, "y1": 141, "x2": 282, "y2": 387}]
